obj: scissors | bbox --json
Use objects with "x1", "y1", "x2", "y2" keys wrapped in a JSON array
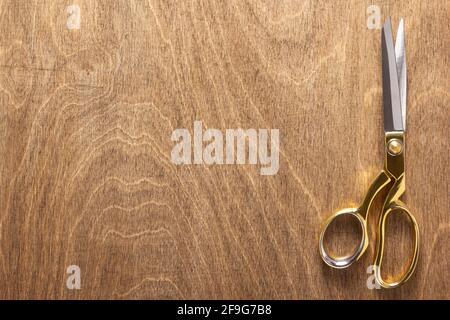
[{"x1": 319, "y1": 18, "x2": 419, "y2": 288}]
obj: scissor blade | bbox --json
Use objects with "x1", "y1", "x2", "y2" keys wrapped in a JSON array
[
  {"x1": 382, "y1": 18, "x2": 404, "y2": 132},
  {"x1": 395, "y1": 18, "x2": 407, "y2": 131}
]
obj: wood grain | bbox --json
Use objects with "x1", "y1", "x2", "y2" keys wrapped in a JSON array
[{"x1": 0, "y1": 0, "x2": 448, "y2": 299}]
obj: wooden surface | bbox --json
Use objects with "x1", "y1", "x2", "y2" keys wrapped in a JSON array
[{"x1": 0, "y1": 0, "x2": 448, "y2": 299}]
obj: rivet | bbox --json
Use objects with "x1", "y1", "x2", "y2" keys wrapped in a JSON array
[{"x1": 387, "y1": 139, "x2": 403, "y2": 155}]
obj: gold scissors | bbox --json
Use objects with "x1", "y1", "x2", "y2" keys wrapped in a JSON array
[{"x1": 319, "y1": 18, "x2": 419, "y2": 288}]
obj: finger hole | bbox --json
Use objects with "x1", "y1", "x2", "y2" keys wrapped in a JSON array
[
  {"x1": 379, "y1": 207, "x2": 417, "y2": 284},
  {"x1": 320, "y1": 210, "x2": 366, "y2": 268}
]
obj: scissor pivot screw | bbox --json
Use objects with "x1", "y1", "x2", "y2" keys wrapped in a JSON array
[{"x1": 387, "y1": 139, "x2": 403, "y2": 155}]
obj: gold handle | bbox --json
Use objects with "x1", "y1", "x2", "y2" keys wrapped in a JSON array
[
  {"x1": 319, "y1": 172, "x2": 391, "y2": 268},
  {"x1": 373, "y1": 175, "x2": 420, "y2": 288}
]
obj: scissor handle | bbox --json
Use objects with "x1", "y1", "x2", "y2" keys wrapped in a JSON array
[
  {"x1": 319, "y1": 208, "x2": 369, "y2": 268},
  {"x1": 373, "y1": 200, "x2": 419, "y2": 288},
  {"x1": 319, "y1": 172, "x2": 391, "y2": 269}
]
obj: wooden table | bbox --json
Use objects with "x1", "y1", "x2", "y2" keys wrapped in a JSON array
[{"x1": 0, "y1": 0, "x2": 448, "y2": 299}]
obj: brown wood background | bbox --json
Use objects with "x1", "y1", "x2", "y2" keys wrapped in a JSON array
[{"x1": 0, "y1": 0, "x2": 448, "y2": 299}]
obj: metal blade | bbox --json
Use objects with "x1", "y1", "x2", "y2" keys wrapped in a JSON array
[
  {"x1": 382, "y1": 18, "x2": 403, "y2": 132},
  {"x1": 395, "y1": 18, "x2": 407, "y2": 130}
]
